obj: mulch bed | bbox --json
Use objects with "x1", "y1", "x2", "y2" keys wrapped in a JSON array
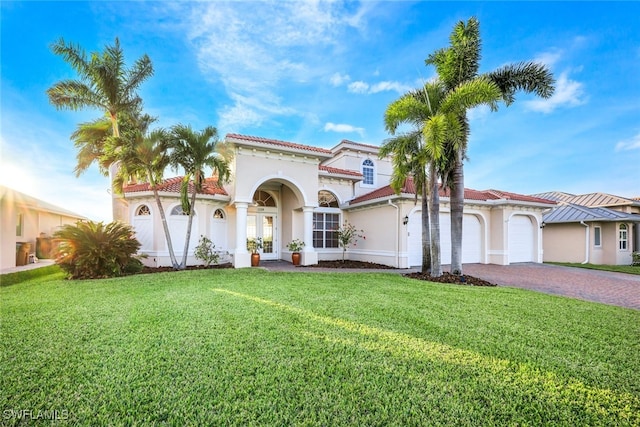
[
  {"x1": 306, "y1": 260, "x2": 395, "y2": 269},
  {"x1": 404, "y1": 271, "x2": 496, "y2": 287},
  {"x1": 139, "y1": 263, "x2": 233, "y2": 275}
]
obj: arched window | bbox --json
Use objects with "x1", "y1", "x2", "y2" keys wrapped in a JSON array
[
  {"x1": 318, "y1": 190, "x2": 339, "y2": 208},
  {"x1": 213, "y1": 208, "x2": 225, "y2": 219},
  {"x1": 171, "y1": 205, "x2": 194, "y2": 216},
  {"x1": 362, "y1": 159, "x2": 375, "y2": 186},
  {"x1": 619, "y1": 224, "x2": 628, "y2": 250},
  {"x1": 253, "y1": 190, "x2": 276, "y2": 207},
  {"x1": 314, "y1": 190, "x2": 341, "y2": 249},
  {"x1": 136, "y1": 205, "x2": 151, "y2": 216}
]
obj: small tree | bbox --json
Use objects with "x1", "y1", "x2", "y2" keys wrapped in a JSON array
[
  {"x1": 194, "y1": 235, "x2": 219, "y2": 267},
  {"x1": 336, "y1": 221, "x2": 365, "y2": 262}
]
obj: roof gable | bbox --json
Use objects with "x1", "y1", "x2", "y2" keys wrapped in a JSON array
[{"x1": 226, "y1": 133, "x2": 332, "y2": 156}]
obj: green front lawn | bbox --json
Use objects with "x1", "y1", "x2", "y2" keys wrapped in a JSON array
[
  {"x1": 547, "y1": 262, "x2": 640, "y2": 275},
  {"x1": 1, "y1": 268, "x2": 639, "y2": 425}
]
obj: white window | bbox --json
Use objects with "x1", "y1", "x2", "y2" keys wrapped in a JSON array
[
  {"x1": 213, "y1": 208, "x2": 225, "y2": 219},
  {"x1": 136, "y1": 205, "x2": 151, "y2": 216},
  {"x1": 594, "y1": 226, "x2": 601, "y2": 247},
  {"x1": 313, "y1": 212, "x2": 340, "y2": 248},
  {"x1": 619, "y1": 224, "x2": 628, "y2": 250},
  {"x1": 362, "y1": 159, "x2": 375, "y2": 186},
  {"x1": 171, "y1": 205, "x2": 193, "y2": 216}
]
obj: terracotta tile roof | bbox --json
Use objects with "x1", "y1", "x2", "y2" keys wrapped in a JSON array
[
  {"x1": 337, "y1": 139, "x2": 381, "y2": 150},
  {"x1": 318, "y1": 165, "x2": 363, "y2": 177},
  {"x1": 350, "y1": 178, "x2": 555, "y2": 205},
  {"x1": 123, "y1": 176, "x2": 228, "y2": 196},
  {"x1": 226, "y1": 133, "x2": 332, "y2": 155}
]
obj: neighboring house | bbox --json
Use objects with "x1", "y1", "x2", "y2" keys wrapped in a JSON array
[
  {"x1": 122, "y1": 134, "x2": 555, "y2": 268},
  {"x1": 0, "y1": 185, "x2": 86, "y2": 270},
  {"x1": 534, "y1": 191, "x2": 640, "y2": 265}
]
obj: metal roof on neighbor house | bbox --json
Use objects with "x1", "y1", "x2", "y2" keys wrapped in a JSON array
[
  {"x1": 543, "y1": 203, "x2": 640, "y2": 224},
  {"x1": 531, "y1": 191, "x2": 576, "y2": 202},
  {"x1": 533, "y1": 191, "x2": 640, "y2": 208}
]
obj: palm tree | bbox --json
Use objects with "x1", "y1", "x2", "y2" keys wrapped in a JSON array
[
  {"x1": 381, "y1": 104, "x2": 433, "y2": 274},
  {"x1": 383, "y1": 79, "x2": 500, "y2": 276},
  {"x1": 112, "y1": 117, "x2": 181, "y2": 270},
  {"x1": 169, "y1": 125, "x2": 231, "y2": 269},
  {"x1": 426, "y1": 17, "x2": 555, "y2": 274},
  {"x1": 47, "y1": 37, "x2": 153, "y2": 221}
]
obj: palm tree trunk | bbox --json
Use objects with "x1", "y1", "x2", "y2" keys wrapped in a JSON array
[
  {"x1": 429, "y1": 164, "x2": 442, "y2": 277},
  {"x1": 108, "y1": 113, "x2": 125, "y2": 222},
  {"x1": 180, "y1": 185, "x2": 198, "y2": 269},
  {"x1": 149, "y1": 183, "x2": 180, "y2": 270},
  {"x1": 450, "y1": 150, "x2": 464, "y2": 275},
  {"x1": 421, "y1": 178, "x2": 432, "y2": 274}
]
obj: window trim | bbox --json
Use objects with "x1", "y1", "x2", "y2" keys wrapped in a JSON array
[
  {"x1": 313, "y1": 209, "x2": 341, "y2": 249},
  {"x1": 361, "y1": 158, "x2": 375, "y2": 187},
  {"x1": 619, "y1": 223, "x2": 628, "y2": 251}
]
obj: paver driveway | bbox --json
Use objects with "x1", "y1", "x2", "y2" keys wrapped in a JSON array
[{"x1": 461, "y1": 263, "x2": 640, "y2": 310}]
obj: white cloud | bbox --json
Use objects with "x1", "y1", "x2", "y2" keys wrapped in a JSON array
[
  {"x1": 324, "y1": 122, "x2": 365, "y2": 137},
  {"x1": 348, "y1": 81, "x2": 370, "y2": 94},
  {"x1": 183, "y1": 2, "x2": 368, "y2": 131},
  {"x1": 524, "y1": 70, "x2": 586, "y2": 113},
  {"x1": 615, "y1": 133, "x2": 640, "y2": 152},
  {"x1": 347, "y1": 80, "x2": 410, "y2": 95},
  {"x1": 534, "y1": 49, "x2": 563, "y2": 68},
  {"x1": 330, "y1": 72, "x2": 351, "y2": 87},
  {"x1": 369, "y1": 81, "x2": 411, "y2": 94}
]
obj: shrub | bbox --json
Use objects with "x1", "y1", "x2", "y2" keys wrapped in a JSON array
[
  {"x1": 286, "y1": 239, "x2": 305, "y2": 252},
  {"x1": 194, "y1": 235, "x2": 220, "y2": 267},
  {"x1": 53, "y1": 221, "x2": 142, "y2": 279},
  {"x1": 632, "y1": 252, "x2": 640, "y2": 266},
  {"x1": 336, "y1": 221, "x2": 365, "y2": 262}
]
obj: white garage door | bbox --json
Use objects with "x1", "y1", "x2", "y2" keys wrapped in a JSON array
[
  {"x1": 508, "y1": 215, "x2": 534, "y2": 263},
  {"x1": 408, "y1": 212, "x2": 482, "y2": 267}
]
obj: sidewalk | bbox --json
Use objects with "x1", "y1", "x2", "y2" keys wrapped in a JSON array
[{"x1": 0, "y1": 259, "x2": 56, "y2": 275}]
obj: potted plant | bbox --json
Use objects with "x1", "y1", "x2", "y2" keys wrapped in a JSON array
[
  {"x1": 286, "y1": 239, "x2": 305, "y2": 266},
  {"x1": 247, "y1": 237, "x2": 263, "y2": 267}
]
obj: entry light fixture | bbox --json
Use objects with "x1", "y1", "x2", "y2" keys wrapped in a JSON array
[{"x1": 403, "y1": 215, "x2": 409, "y2": 226}]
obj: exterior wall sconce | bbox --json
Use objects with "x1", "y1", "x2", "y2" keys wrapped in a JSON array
[{"x1": 403, "y1": 215, "x2": 409, "y2": 226}]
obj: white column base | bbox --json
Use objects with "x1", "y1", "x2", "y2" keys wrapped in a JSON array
[{"x1": 234, "y1": 252, "x2": 251, "y2": 268}]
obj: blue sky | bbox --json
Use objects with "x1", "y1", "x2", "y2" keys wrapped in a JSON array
[{"x1": 1, "y1": 1, "x2": 639, "y2": 222}]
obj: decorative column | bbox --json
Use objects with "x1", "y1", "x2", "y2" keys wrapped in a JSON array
[
  {"x1": 301, "y1": 206, "x2": 318, "y2": 266},
  {"x1": 234, "y1": 202, "x2": 251, "y2": 268}
]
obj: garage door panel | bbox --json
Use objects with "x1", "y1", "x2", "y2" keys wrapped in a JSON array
[
  {"x1": 408, "y1": 212, "x2": 481, "y2": 266},
  {"x1": 508, "y1": 215, "x2": 534, "y2": 263}
]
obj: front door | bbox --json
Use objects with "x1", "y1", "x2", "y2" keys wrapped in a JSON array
[{"x1": 247, "y1": 211, "x2": 278, "y2": 260}]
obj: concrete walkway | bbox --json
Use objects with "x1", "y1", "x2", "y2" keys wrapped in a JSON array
[
  {"x1": 262, "y1": 261, "x2": 640, "y2": 310},
  {"x1": 0, "y1": 259, "x2": 56, "y2": 275}
]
